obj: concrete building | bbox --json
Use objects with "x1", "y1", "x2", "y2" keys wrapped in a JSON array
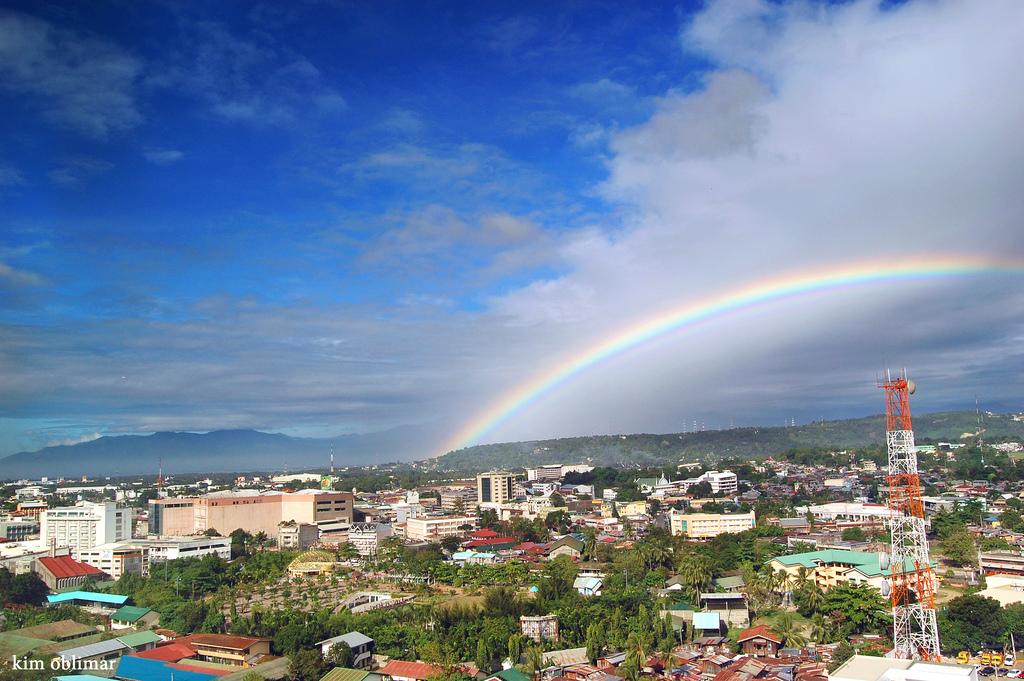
[
  {"x1": 477, "y1": 471, "x2": 517, "y2": 505},
  {"x1": 77, "y1": 542, "x2": 148, "y2": 579},
  {"x1": 831, "y1": 655, "x2": 978, "y2": 681},
  {"x1": 33, "y1": 554, "x2": 105, "y2": 590},
  {"x1": 130, "y1": 536, "x2": 231, "y2": 562},
  {"x1": 440, "y1": 487, "x2": 477, "y2": 512},
  {"x1": 526, "y1": 465, "x2": 564, "y2": 482},
  {"x1": 349, "y1": 522, "x2": 394, "y2": 557},
  {"x1": 405, "y1": 515, "x2": 478, "y2": 541},
  {"x1": 148, "y1": 489, "x2": 354, "y2": 536},
  {"x1": 316, "y1": 631, "x2": 375, "y2": 668},
  {"x1": 669, "y1": 510, "x2": 756, "y2": 539},
  {"x1": 40, "y1": 501, "x2": 133, "y2": 557},
  {"x1": 0, "y1": 517, "x2": 39, "y2": 541},
  {"x1": 981, "y1": 550, "x2": 1024, "y2": 576},
  {"x1": 797, "y1": 502, "x2": 899, "y2": 524},
  {"x1": 702, "y1": 471, "x2": 738, "y2": 495},
  {"x1": 769, "y1": 549, "x2": 937, "y2": 593},
  {"x1": 278, "y1": 520, "x2": 320, "y2": 549},
  {"x1": 520, "y1": 614, "x2": 559, "y2": 642},
  {"x1": 15, "y1": 500, "x2": 47, "y2": 518}
]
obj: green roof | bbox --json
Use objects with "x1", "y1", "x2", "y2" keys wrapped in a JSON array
[
  {"x1": 487, "y1": 669, "x2": 531, "y2": 681},
  {"x1": 0, "y1": 632, "x2": 51, "y2": 658},
  {"x1": 321, "y1": 668, "x2": 370, "y2": 681},
  {"x1": 116, "y1": 630, "x2": 162, "y2": 647},
  {"x1": 112, "y1": 605, "x2": 153, "y2": 622},
  {"x1": 714, "y1": 575, "x2": 746, "y2": 589},
  {"x1": 772, "y1": 550, "x2": 933, "y2": 577}
]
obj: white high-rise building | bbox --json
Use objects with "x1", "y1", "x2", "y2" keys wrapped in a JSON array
[
  {"x1": 703, "y1": 471, "x2": 738, "y2": 495},
  {"x1": 40, "y1": 501, "x2": 133, "y2": 557}
]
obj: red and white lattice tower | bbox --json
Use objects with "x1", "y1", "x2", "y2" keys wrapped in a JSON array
[{"x1": 881, "y1": 369, "x2": 940, "y2": 660}]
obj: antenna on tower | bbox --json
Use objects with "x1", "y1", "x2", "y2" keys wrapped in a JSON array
[
  {"x1": 157, "y1": 457, "x2": 164, "y2": 498},
  {"x1": 330, "y1": 442, "x2": 335, "y2": 476},
  {"x1": 881, "y1": 368, "x2": 940, "y2": 661},
  {"x1": 976, "y1": 396, "x2": 985, "y2": 464}
]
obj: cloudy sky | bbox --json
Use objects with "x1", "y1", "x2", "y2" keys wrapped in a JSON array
[{"x1": 1, "y1": 0, "x2": 1022, "y2": 458}]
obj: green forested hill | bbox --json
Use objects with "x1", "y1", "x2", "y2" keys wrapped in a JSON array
[{"x1": 429, "y1": 411, "x2": 1024, "y2": 471}]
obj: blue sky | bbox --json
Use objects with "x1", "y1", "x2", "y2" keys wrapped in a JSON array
[{"x1": 2, "y1": 0, "x2": 1023, "y2": 458}]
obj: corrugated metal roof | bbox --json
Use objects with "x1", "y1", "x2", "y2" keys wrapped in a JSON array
[
  {"x1": 47, "y1": 590, "x2": 128, "y2": 605},
  {"x1": 116, "y1": 656, "x2": 224, "y2": 681},
  {"x1": 692, "y1": 612, "x2": 721, "y2": 630},
  {"x1": 321, "y1": 668, "x2": 370, "y2": 681},
  {"x1": 117, "y1": 631, "x2": 162, "y2": 648},
  {"x1": 317, "y1": 631, "x2": 373, "y2": 649},
  {"x1": 58, "y1": 637, "x2": 128, "y2": 660}
]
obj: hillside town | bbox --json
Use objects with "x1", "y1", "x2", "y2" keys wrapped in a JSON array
[{"x1": 0, "y1": 437, "x2": 1023, "y2": 681}]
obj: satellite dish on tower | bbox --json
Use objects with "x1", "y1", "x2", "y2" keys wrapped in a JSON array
[
  {"x1": 880, "y1": 581, "x2": 892, "y2": 598},
  {"x1": 907, "y1": 380, "x2": 916, "y2": 394},
  {"x1": 880, "y1": 553, "x2": 891, "y2": 571}
]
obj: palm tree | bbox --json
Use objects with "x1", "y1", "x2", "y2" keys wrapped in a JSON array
[
  {"x1": 582, "y1": 527, "x2": 598, "y2": 562},
  {"x1": 799, "y1": 582, "x2": 825, "y2": 615},
  {"x1": 809, "y1": 613, "x2": 831, "y2": 643},
  {"x1": 773, "y1": 612, "x2": 808, "y2": 648},
  {"x1": 678, "y1": 554, "x2": 713, "y2": 600},
  {"x1": 525, "y1": 645, "x2": 545, "y2": 680}
]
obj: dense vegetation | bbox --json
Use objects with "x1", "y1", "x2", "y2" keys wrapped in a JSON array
[{"x1": 432, "y1": 411, "x2": 1024, "y2": 471}]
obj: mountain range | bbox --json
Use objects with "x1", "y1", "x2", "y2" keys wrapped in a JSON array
[{"x1": 1, "y1": 410, "x2": 1021, "y2": 480}]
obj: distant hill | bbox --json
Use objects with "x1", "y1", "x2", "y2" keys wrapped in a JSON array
[
  {"x1": 2, "y1": 410, "x2": 1020, "y2": 480},
  {"x1": 428, "y1": 411, "x2": 1024, "y2": 471},
  {"x1": 0, "y1": 426, "x2": 440, "y2": 480}
]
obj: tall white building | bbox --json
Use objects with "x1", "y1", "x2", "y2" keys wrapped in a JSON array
[
  {"x1": 703, "y1": 471, "x2": 738, "y2": 495},
  {"x1": 40, "y1": 501, "x2": 133, "y2": 557}
]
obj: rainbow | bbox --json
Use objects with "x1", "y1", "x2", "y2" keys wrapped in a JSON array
[{"x1": 438, "y1": 254, "x2": 1024, "y2": 456}]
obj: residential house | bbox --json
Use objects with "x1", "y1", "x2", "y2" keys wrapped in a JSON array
[
  {"x1": 573, "y1": 575, "x2": 603, "y2": 597},
  {"x1": 548, "y1": 536, "x2": 584, "y2": 560},
  {"x1": 174, "y1": 633, "x2": 272, "y2": 667},
  {"x1": 737, "y1": 625, "x2": 783, "y2": 657},
  {"x1": 379, "y1": 660, "x2": 442, "y2": 681},
  {"x1": 111, "y1": 605, "x2": 158, "y2": 630},
  {"x1": 520, "y1": 614, "x2": 559, "y2": 642},
  {"x1": 698, "y1": 592, "x2": 750, "y2": 628},
  {"x1": 317, "y1": 631, "x2": 375, "y2": 668}
]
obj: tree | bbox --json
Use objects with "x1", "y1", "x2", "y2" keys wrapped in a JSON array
[
  {"x1": 819, "y1": 583, "x2": 891, "y2": 635},
  {"x1": 327, "y1": 642, "x2": 354, "y2": 668},
  {"x1": 828, "y1": 642, "x2": 856, "y2": 672},
  {"x1": 524, "y1": 644, "x2": 545, "y2": 680},
  {"x1": 7, "y1": 572, "x2": 48, "y2": 605},
  {"x1": 1000, "y1": 510, "x2": 1024, "y2": 532},
  {"x1": 941, "y1": 529, "x2": 978, "y2": 567},
  {"x1": 476, "y1": 638, "x2": 491, "y2": 674},
  {"x1": 795, "y1": 582, "x2": 825, "y2": 617},
  {"x1": 689, "y1": 481, "x2": 713, "y2": 498},
  {"x1": 773, "y1": 613, "x2": 807, "y2": 648},
  {"x1": 440, "y1": 535, "x2": 462, "y2": 553},
  {"x1": 289, "y1": 649, "x2": 327, "y2": 681},
  {"x1": 841, "y1": 527, "x2": 867, "y2": 542},
  {"x1": 939, "y1": 594, "x2": 1005, "y2": 653},
  {"x1": 507, "y1": 634, "x2": 523, "y2": 665}
]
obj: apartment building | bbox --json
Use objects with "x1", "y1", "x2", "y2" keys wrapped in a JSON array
[
  {"x1": 40, "y1": 501, "x2": 133, "y2": 557},
  {"x1": 669, "y1": 510, "x2": 756, "y2": 539},
  {"x1": 440, "y1": 487, "x2": 477, "y2": 512},
  {"x1": 526, "y1": 465, "x2": 564, "y2": 482},
  {"x1": 703, "y1": 471, "x2": 738, "y2": 495},
  {"x1": 0, "y1": 517, "x2": 39, "y2": 541},
  {"x1": 477, "y1": 471, "x2": 516, "y2": 505},
  {"x1": 405, "y1": 515, "x2": 478, "y2": 541},
  {"x1": 148, "y1": 489, "x2": 354, "y2": 536}
]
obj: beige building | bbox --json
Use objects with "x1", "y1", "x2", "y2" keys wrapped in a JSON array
[
  {"x1": 477, "y1": 471, "x2": 516, "y2": 505},
  {"x1": 149, "y1": 489, "x2": 354, "y2": 536},
  {"x1": 40, "y1": 501, "x2": 133, "y2": 557},
  {"x1": 405, "y1": 515, "x2": 478, "y2": 541},
  {"x1": 440, "y1": 487, "x2": 477, "y2": 512},
  {"x1": 669, "y1": 510, "x2": 756, "y2": 538},
  {"x1": 77, "y1": 542, "x2": 148, "y2": 579},
  {"x1": 768, "y1": 549, "x2": 937, "y2": 594}
]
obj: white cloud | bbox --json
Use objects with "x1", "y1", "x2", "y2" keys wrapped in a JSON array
[
  {"x1": 144, "y1": 149, "x2": 185, "y2": 165},
  {"x1": 49, "y1": 157, "x2": 113, "y2": 187},
  {"x1": 0, "y1": 262, "x2": 45, "y2": 287},
  {"x1": 47, "y1": 432, "x2": 102, "y2": 448},
  {"x1": 477, "y1": 0, "x2": 1024, "y2": 442},
  {"x1": 0, "y1": 11, "x2": 141, "y2": 139}
]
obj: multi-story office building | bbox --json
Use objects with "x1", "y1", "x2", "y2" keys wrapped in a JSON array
[
  {"x1": 440, "y1": 487, "x2": 477, "y2": 512},
  {"x1": 477, "y1": 472, "x2": 516, "y2": 505},
  {"x1": 40, "y1": 501, "x2": 133, "y2": 557},
  {"x1": 669, "y1": 510, "x2": 756, "y2": 539},
  {"x1": 405, "y1": 515, "x2": 478, "y2": 541},
  {"x1": 130, "y1": 536, "x2": 232, "y2": 563},
  {"x1": 148, "y1": 489, "x2": 354, "y2": 536},
  {"x1": 0, "y1": 517, "x2": 39, "y2": 541},
  {"x1": 703, "y1": 470, "x2": 738, "y2": 495}
]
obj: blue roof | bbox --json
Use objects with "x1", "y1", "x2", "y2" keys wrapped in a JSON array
[
  {"x1": 692, "y1": 612, "x2": 721, "y2": 630},
  {"x1": 47, "y1": 590, "x2": 128, "y2": 605},
  {"x1": 56, "y1": 676, "x2": 111, "y2": 681},
  {"x1": 116, "y1": 656, "x2": 223, "y2": 681}
]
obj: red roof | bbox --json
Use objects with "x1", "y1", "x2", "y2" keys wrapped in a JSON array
[
  {"x1": 464, "y1": 536, "x2": 516, "y2": 548},
  {"x1": 470, "y1": 529, "x2": 499, "y2": 539},
  {"x1": 175, "y1": 633, "x2": 269, "y2": 651},
  {"x1": 133, "y1": 643, "x2": 197, "y2": 662},
  {"x1": 37, "y1": 555, "x2": 104, "y2": 579},
  {"x1": 737, "y1": 625, "x2": 783, "y2": 644},
  {"x1": 168, "y1": 662, "x2": 235, "y2": 677},
  {"x1": 379, "y1": 660, "x2": 443, "y2": 680}
]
